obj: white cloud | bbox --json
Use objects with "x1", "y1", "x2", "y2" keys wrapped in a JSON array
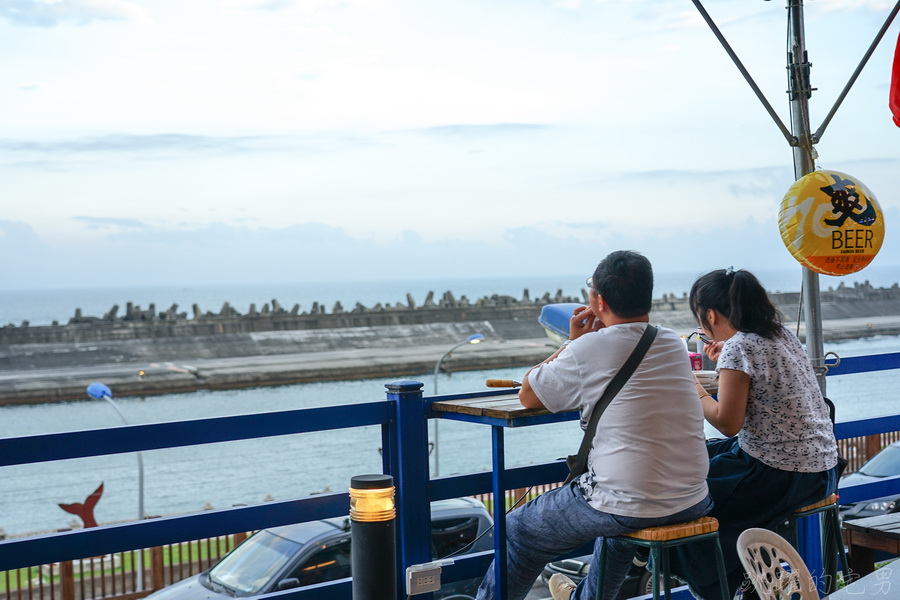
[
  {"x1": 2, "y1": 209, "x2": 897, "y2": 291},
  {"x1": 0, "y1": 0, "x2": 149, "y2": 27},
  {"x1": 1, "y1": 0, "x2": 897, "y2": 295},
  {"x1": 813, "y1": 0, "x2": 899, "y2": 13},
  {"x1": 550, "y1": 0, "x2": 582, "y2": 9}
]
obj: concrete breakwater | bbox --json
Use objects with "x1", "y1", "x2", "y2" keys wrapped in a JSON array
[{"x1": 1, "y1": 281, "x2": 899, "y2": 405}]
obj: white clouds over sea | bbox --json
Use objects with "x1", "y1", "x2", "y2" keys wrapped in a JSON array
[{"x1": 1, "y1": 0, "x2": 898, "y2": 289}]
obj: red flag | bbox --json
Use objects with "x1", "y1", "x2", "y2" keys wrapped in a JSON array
[{"x1": 892, "y1": 31, "x2": 900, "y2": 127}]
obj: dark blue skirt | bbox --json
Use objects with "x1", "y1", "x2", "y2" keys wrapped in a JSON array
[{"x1": 667, "y1": 437, "x2": 837, "y2": 599}]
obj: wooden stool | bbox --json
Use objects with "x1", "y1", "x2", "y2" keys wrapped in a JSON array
[
  {"x1": 787, "y1": 493, "x2": 849, "y2": 594},
  {"x1": 596, "y1": 516, "x2": 729, "y2": 600}
]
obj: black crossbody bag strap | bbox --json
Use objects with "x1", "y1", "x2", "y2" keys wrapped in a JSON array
[{"x1": 563, "y1": 324, "x2": 658, "y2": 485}]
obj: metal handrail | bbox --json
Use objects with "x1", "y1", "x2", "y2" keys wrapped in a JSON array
[{"x1": 2, "y1": 353, "x2": 900, "y2": 599}]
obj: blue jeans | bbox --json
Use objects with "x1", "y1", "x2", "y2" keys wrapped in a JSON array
[{"x1": 475, "y1": 481, "x2": 712, "y2": 600}]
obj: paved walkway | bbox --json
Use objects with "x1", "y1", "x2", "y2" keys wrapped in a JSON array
[{"x1": 0, "y1": 338, "x2": 559, "y2": 405}]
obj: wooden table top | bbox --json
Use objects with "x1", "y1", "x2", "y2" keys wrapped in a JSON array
[
  {"x1": 431, "y1": 393, "x2": 549, "y2": 419},
  {"x1": 843, "y1": 513, "x2": 900, "y2": 538}
]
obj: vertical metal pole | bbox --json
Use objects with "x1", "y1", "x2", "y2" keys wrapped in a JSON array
[
  {"x1": 787, "y1": 0, "x2": 827, "y2": 588},
  {"x1": 786, "y1": 0, "x2": 826, "y2": 396},
  {"x1": 386, "y1": 381, "x2": 432, "y2": 600},
  {"x1": 491, "y1": 426, "x2": 508, "y2": 600},
  {"x1": 98, "y1": 393, "x2": 145, "y2": 591}
]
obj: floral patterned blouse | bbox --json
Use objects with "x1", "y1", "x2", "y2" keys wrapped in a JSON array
[{"x1": 718, "y1": 329, "x2": 838, "y2": 473}]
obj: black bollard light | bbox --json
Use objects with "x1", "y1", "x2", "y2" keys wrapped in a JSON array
[{"x1": 350, "y1": 474, "x2": 397, "y2": 600}]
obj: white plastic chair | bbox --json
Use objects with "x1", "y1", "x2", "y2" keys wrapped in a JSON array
[{"x1": 736, "y1": 528, "x2": 819, "y2": 600}]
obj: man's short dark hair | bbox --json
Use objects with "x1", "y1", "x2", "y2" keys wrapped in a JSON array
[{"x1": 591, "y1": 250, "x2": 653, "y2": 318}]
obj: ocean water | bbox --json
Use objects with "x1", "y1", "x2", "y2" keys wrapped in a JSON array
[
  {"x1": 2, "y1": 265, "x2": 899, "y2": 326},
  {"x1": 0, "y1": 334, "x2": 898, "y2": 538},
  {"x1": 1, "y1": 270, "x2": 900, "y2": 537}
]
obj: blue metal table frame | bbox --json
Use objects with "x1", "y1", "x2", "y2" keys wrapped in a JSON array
[{"x1": 430, "y1": 393, "x2": 578, "y2": 599}]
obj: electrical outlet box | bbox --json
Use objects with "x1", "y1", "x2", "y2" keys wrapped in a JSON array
[{"x1": 406, "y1": 560, "x2": 453, "y2": 595}]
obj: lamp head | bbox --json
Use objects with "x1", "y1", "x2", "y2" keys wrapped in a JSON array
[
  {"x1": 86, "y1": 382, "x2": 112, "y2": 400},
  {"x1": 466, "y1": 334, "x2": 484, "y2": 344},
  {"x1": 349, "y1": 474, "x2": 395, "y2": 522}
]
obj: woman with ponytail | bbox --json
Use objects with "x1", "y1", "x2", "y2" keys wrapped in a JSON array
[{"x1": 668, "y1": 268, "x2": 839, "y2": 599}]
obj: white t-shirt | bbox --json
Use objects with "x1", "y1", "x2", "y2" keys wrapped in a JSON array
[
  {"x1": 718, "y1": 329, "x2": 838, "y2": 473},
  {"x1": 529, "y1": 322, "x2": 709, "y2": 518}
]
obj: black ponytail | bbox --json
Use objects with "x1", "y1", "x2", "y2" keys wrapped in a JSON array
[{"x1": 689, "y1": 268, "x2": 783, "y2": 339}]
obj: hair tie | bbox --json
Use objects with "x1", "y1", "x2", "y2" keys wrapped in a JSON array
[{"x1": 725, "y1": 266, "x2": 734, "y2": 277}]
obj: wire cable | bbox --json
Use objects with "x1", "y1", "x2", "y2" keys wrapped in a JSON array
[{"x1": 439, "y1": 486, "x2": 537, "y2": 560}]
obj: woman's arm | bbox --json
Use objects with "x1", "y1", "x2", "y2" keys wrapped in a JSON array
[{"x1": 697, "y1": 368, "x2": 750, "y2": 437}]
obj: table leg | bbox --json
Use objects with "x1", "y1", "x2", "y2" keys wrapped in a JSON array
[
  {"x1": 492, "y1": 426, "x2": 508, "y2": 599},
  {"x1": 847, "y1": 535, "x2": 876, "y2": 578}
]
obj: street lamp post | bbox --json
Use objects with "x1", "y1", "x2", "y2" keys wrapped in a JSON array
[
  {"x1": 86, "y1": 382, "x2": 145, "y2": 591},
  {"x1": 432, "y1": 334, "x2": 484, "y2": 476}
]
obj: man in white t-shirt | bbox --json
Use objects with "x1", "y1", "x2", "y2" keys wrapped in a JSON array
[{"x1": 475, "y1": 250, "x2": 711, "y2": 600}]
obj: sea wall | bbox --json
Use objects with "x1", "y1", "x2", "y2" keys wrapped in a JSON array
[
  {"x1": 2, "y1": 281, "x2": 899, "y2": 405},
  {"x1": 0, "y1": 289, "x2": 580, "y2": 345},
  {"x1": 3, "y1": 280, "x2": 898, "y2": 346}
]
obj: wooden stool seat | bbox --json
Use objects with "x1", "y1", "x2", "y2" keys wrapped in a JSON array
[
  {"x1": 793, "y1": 493, "x2": 839, "y2": 514},
  {"x1": 623, "y1": 516, "x2": 719, "y2": 542},
  {"x1": 787, "y1": 493, "x2": 848, "y2": 595},
  {"x1": 597, "y1": 516, "x2": 728, "y2": 600}
]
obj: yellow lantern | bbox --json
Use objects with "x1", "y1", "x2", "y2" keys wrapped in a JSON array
[
  {"x1": 778, "y1": 170, "x2": 885, "y2": 276},
  {"x1": 349, "y1": 474, "x2": 396, "y2": 522}
]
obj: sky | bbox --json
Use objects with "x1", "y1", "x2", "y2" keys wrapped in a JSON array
[{"x1": 1, "y1": 0, "x2": 899, "y2": 290}]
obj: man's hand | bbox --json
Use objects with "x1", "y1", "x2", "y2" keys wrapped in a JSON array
[{"x1": 569, "y1": 304, "x2": 603, "y2": 340}]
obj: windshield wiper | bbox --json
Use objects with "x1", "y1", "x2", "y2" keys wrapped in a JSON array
[{"x1": 205, "y1": 574, "x2": 238, "y2": 597}]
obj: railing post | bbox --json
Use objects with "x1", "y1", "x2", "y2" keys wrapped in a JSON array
[
  {"x1": 385, "y1": 380, "x2": 432, "y2": 600},
  {"x1": 59, "y1": 562, "x2": 74, "y2": 600},
  {"x1": 865, "y1": 434, "x2": 881, "y2": 462},
  {"x1": 150, "y1": 547, "x2": 165, "y2": 591}
]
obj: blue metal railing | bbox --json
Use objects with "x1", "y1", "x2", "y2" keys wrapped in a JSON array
[{"x1": 1, "y1": 352, "x2": 900, "y2": 600}]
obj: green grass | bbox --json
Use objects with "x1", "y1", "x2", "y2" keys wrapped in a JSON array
[{"x1": 0, "y1": 537, "x2": 238, "y2": 593}]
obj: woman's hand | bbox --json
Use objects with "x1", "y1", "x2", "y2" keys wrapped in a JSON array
[
  {"x1": 569, "y1": 304, "x2": 603, "y2": 340},
  {"x1": 701, "y1": 368, "x2": 750, "y2": 437},
  {"x1": 704, "y1": 340, "x2": 724, "y2": 361}
]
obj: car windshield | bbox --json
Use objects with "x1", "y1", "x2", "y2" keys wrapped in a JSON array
[
  {"x1": 858, "y1": 445, "x2": 900, "y2": 478},
  {"x1": 208, "y1": 530, "x2": 302, "y2": 596}
]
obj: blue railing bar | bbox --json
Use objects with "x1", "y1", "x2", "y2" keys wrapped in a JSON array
[
  {"x1": 827, "y1": 352, "x2": 900, "y2": 376},
  {"x1": 837, "y1": 474, "x2": 900, "y2": 504},
  {"x1": 834, "y1": 414, "x2": 900, "y2": 439},
  {"x1": 429, "y1": 462, "x2": 569, "y2": 501},
  {"x1": 0, "y1": 492, "x2": 348, "y2": 571},
  {"x1": 629, "y1": 588, "x2": 692, "y2": 600},
  {"x1": 0, "y1": 401, "x2": 392, "y2": 467},
  {"x1": 257, "y1": 577, "x2": 350, "y2": 600}
]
